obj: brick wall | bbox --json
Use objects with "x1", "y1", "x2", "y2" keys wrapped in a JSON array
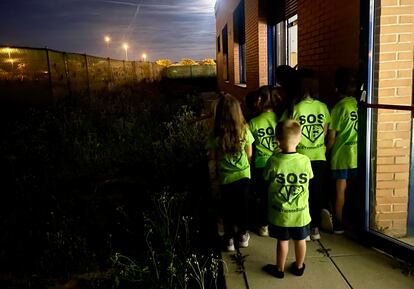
[
  {"x1": 297, "y1": 0, "x2": 360, "y2": 105},
  {"x1": 215, "y1": 0, "x2": 264, "y2": 105},
  {"x1": 374, "y1": 0, "x2": 413, "y2": 237}
]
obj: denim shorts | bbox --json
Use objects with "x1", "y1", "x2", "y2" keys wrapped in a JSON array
[
  {"x1": 269, "y1": 223, "x2": 310, "y2": 241},
  {"x1": 331, "y1": 168, "x2": 358, "y2": 180}
]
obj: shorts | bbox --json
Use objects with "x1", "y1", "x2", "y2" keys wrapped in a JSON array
[
  {"x1": 268, "y1": 223, "x2": 310, "y2": 241},
  {"x1": 331, "y1": 168, "x2": 358, "y2": 180}
]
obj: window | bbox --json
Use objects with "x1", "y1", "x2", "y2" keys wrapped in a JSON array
[
  {"x1": 233, "y1": 0, "x2": 246, "y2": 84},
  {"x1": 267, "y1": 0, "x2": 298, "y2": 85},
  {"x1": 222, "y1": 25, "x2": 229, "y2": 81},
  {"x1": 287, "y1": 15, "x2": 298, "y2": 67}
]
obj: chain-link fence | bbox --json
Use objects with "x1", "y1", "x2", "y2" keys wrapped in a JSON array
[
  {"x1": 0, "y1": 46, "x2": 166, "y2": 106},
  {"x1": 166, "y1": 64, "x2": 216, "y2": 79}
]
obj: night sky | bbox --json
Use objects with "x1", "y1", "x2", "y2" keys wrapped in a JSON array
[{"x1": 0, "y1": 0, "x2": 216, "y2": 62}]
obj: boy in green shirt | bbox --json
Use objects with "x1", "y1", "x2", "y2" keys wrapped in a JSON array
[
  {"x1": 262, "y1": 119, "x2": 313, "y2": 278},
  {"x1": 285, "y1": 68, "x2": 331, "y2": 240},
  {"x1": 327, "y1": 68, "x2": 358, "y2": 234}
]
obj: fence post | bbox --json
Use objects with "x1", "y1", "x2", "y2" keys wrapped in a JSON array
[
  {"x1": 107, "y1": 57, "x2": 112, "y2": 91},
  {"x1": 63, "y1": 52, "x2": 72, "y2": 99},
  {"x1": 45, "y1": 47, "x2": 54, "y2": 103},
  {"x1": 84, "y1": 53, "x2": 91, "y2": 105}
]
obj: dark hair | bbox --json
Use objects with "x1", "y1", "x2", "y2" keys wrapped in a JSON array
[
  {"x1": 257, "y1": 85, "x2": 281, "y2": 112},
  {"x1": 296, "y1": 68, "x2": 319, "y2": 102},
  {"x1": 275, "y1": 65, "x2": 295, "y2": 87},
  {"x1": 244, "y1": 90, "x2": 260, "y2": 120},
  {"x1": 335, "y1": 67, "x2": 357, "y2": 95}
]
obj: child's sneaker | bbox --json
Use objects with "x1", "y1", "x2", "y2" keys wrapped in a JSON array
[
  {"x1": 263, "y1": 264, "x2": 284, "y2": 279},
  {"x1": 321, "y1": 208, "x2": 333, "y2": 233},
  {"x1": 239, "y1": 232, "x2": 250, "y2": 248},
  {"x1": 310, "y1": 227, "x2": 321, "y2": 240},
  {"x1": 290, "y1": 262, "x2": 305, "y2": 276},
  {"x1": 305, "y1": 235, "x2": 311, "y2": 241},
  {"x1": 226, "y1": 238, "x2": 235, "y2": 252},
  {"x1": 333, "y1": 219, "x2": 345, "y2": 234},
  {"x1": 258, "y1": 225, "x2": 269, "y2": 237}
]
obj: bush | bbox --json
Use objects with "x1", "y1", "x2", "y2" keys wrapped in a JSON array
[{"x1": 0, "y1": 81, "x2": 221, "y2": 288}]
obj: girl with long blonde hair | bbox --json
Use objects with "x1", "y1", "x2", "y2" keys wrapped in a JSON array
[{"x1": 207, "y1": 92, "x2": 254, "y2": 251}]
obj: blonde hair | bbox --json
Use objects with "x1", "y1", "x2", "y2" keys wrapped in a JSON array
[
  {"x1": 276, "y1": 119, "x2": 301, "y2": 146},
  {"x1": 213, "y1": 92, "x2": 248, "y2": 154}
]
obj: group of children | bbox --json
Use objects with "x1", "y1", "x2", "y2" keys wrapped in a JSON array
[{"x1": 206, "y1": 66, "x2": 359, "y2": 278}]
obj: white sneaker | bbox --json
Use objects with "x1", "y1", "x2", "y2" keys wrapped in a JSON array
[
  {"x1": 305, "y1": 235, "x2": 311, "y2": 241},
  {"x1": 321, "y1": 209, "x2": 333, "y2": 233},
  {"x1": 226, "y1": 238, "x2": 235, "y2": 252},
  {"x1": 258, "y1": 225, "x2": 269, "y2": 237},
  {"x1": 239, "y1": 232, "x2": 250, "y2": 248},
  {"x1": 310, "y1": 227, "x2": 321, "y2": 240}
]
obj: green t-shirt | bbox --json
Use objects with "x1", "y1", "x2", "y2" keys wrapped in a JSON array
[
  {"x1": 249, "y1": 111, "x2": 278, "y2": 168},
  {"x1": 329, "y1": 96, "x2": 358, "y2": 170},
  {"x1": 206, "y1": 128, "x2": 255, "y2": 185},
  {"x1": 263, "y1": 152, "x2": 313, "y2": 227},
  {"x1": 283, "y1": 97, "x2": 331, "y2": 161}
]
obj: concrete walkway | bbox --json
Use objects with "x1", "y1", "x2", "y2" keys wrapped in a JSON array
[{"x1": 221, "y1": 232, "x2": 414, "y2": 289}]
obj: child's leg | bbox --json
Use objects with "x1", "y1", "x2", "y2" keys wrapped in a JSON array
[
  {"x1": 276, "y1": 240, "x2": 289, "y2": 271},
  {"x1": 293, "y1": 239, "x2": 306, "y2": 268},
  {"x1": 335, "y1": 179, "x2": 347, "y2": 222}
]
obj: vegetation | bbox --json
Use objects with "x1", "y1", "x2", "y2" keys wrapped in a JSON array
[
  {"x1": 199, "y1": 59, "x2": 216, "y2": 65},
  {"x1": 0, "y1": 79, "x2": 221, "y2": 288},
  {"x1": 156, "y1": 59, "x2": 173, "y2": 67},
  {"x1": 178, "y1": 58, "x2": 199, "y2": 66}
]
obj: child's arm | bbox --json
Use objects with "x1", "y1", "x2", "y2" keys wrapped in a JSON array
[
  {"x1": 207, "y1": 149, "x2": 220, "y2": 199},
  {"x1": 207, "y1": 149, "x2": 218, "y2": 180},
  {"x1": 323, "y1": 124, "x2": 329, "y2": 136},
  {"x1": 326, "y1": 129, "x2": 336, "y2": 150},
  {"x1": 245, "y1": 144, "x2": 253, "y2": 164}
]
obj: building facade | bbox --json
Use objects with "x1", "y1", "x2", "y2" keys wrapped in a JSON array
[{"x1": 215, "y1": 0, "x2": 414, "y2": 246}]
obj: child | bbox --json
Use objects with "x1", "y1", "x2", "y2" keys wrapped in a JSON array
[
  {"x1": 274, "y1": 65, "x2": 297, "y2": 118},
  {"x1": 262, "y1": 119, "x2": 313, "y2": 278},
  {"x1": 244, "y1": 89, "x2": 261, "y2": 122},
  {"x1": 248, "y1": 85, "x2": 280, "y2": 237},
  {"x1": 327, "y1": 68, "x2": 358, "y2": 234},
  {"x1": 206, "y1": 92, "x2": 255, "y2": 251},
  {"x1": 286, "y1": 68, "x2": 331, "y2": 240}
]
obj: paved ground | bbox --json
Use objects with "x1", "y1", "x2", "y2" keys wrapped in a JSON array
[{"x1": 221, "y1": 231, "x2": 414, "y2": 289}]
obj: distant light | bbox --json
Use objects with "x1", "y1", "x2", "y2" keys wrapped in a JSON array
[
  {"x1": 123, "y1": 43, "x2": 129, "y2": 61},
  {"x1": 142, "y1": 53, "x2": 147, "y2": 61},
  {"x1": 104, "y1": 36, "x2": 111, "y2": 43}
]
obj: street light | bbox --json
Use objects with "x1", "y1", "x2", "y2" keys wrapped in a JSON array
[
  {"x1": 104, "y1": 36, "x2": 111, "y2": 48},
  {"x1": 123, "y1": 43, "x2": 129, "y2": 61},
  {"x1": 104, "y1": 36, "x2": 111, "y2": 57},
  {"x1": 142, "y1": 53, "x2": 147, "y2": 61}
]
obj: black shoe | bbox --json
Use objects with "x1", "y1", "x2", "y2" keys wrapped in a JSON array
[
  {"x1": 290, "y1": 262, "x2": 305, "y2": 276},
  {"x1": 263, "y1": 264, "x2": 284, "y2": 279},
  {"x1": 333, "y1": 219, "x2": 345, "y2": 234}
]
